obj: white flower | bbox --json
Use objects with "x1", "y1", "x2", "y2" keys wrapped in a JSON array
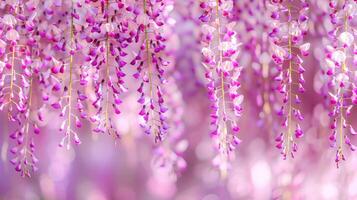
[
  {"x1": 289, "y1": 21, "x2": 302, "y2": 37},
  {"x1": 136, "y1": 14, "x2": 150, "y2": 26},
  {"x1": 336, "y1": 73, "x2": 349, "y2": 83},
  {"x1": 207, "y1": 0, "x2": 217, "y2": 7},
  {"x1": 272, "y1": 44, "x2": 287, "y2": 59},
  {"x1": 339, "y1": 32, "x2": 354, "y2": 46},
  {"x1": 299, "y1": 43, "x2": 311, "y2": 52},
  {"x1": 102, "y1": 23, "x2": 115, "y2": 33},
  {"x1": 332, "y1": 50, "x2": 346, "y2": 63},
  {"x1": 2, "y1": 14, "x2": 16, "y2": 27},
  {"x1": 229, "y1": 85, "x2": 240, "y2": 94},
  {"x1": 219, "y1": 42, "x2": 232, "y2": 51},
  {"x1": 202, "y1": 47, "x2": 214, "y2": 58},
  {"x1": 201, "y1": 24, "x2": 215, "y2": 35},
  {"x1": 0, "y1": 39, "x2": 6, "y2": 49},
  {"x1": 225, "y1": 22, "x2": 236, "y2": 30},
  {"x1": 345, "y1": 3, "x2": 357, "y2": 17},
  {"x1": 328, "y1": 92, "x2": 338, "y2": 103},
  {"x1": 0, "y1": 61, "x2": 5, "y2": 69},
  {"x1": 5, "y1": 29, "x2": 19, "y2": 41},
  {"x1": 234, "y1": 95, "x2": 244, "y2": 106},
  {"x1": 326, "y1": 45, "x2": 335, "y2": 52},
  {"x1": 220, "y1": 61, "x2": 233, "y2": 72},
  {"x1": 326, "y1": 59, "x2": 336, "y2": 69},
  {"x1": 221, "y1": 0, "x2": 233, "y2": 11},
  {"x1": 232, "y1": 68, "x2": 242, "y2": 80}
]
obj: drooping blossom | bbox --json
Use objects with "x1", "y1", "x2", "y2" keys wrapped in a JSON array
[
  {"x1": 132, "y1": 0, "x2": 171, "y2": 143},
  {"x1": 268, "y1": 0, "x2": 310, "y2": 159},
  {"x1": 47, "y1": 1, "x2": 88, "y2": 149},
  {"x1": 324, "y1": 0, "x2": 357, "y2": 167},
  {"x1": 0, "y1": 5, "x2": 26, "y2": 122},
  {"x1": 82, "y1": 0, "x2": 130, "y2": 140},
  {"x1": 0, "y1": 2, "x2": 45, "y2": 177},
  {"x1": 199, "y1": 0, "x2": 243, "y2": 176}
]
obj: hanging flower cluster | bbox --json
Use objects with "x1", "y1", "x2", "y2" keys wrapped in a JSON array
[
  {"x1": 268, "y1": 0, "x2": 310, "y2": 159},
  {"x1": 0, "y1": 0, "x2": 175, "y2": 177},
  {"x1": 47, "y1": 0, "x2": 88, "y2": 149},
  {"x1": 0, "y1": 2, "x2": 45, "y2": 177},
  {"x1": 324, "y1": 0, "x2": 357, "y2": 167},
  {"x1": 199, "y1": 0, "x2": 243, "y2": 176},
  {"x1": 2, "y1": 0, "x2": 357, "y2": 182},
  {"x1": 133, "y1": 0, "x2": 171, "y2": 143},
  {"x1": 83, "y1": 0, "x2": 129, "y2": 139}
]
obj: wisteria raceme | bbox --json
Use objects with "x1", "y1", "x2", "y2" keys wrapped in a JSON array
[
  {"x1": 324, "y1": 0, "x2": 357, "y2": 167},
  {"x1": 0, "y1": 3, "x2": 41, "y2": 177},
  {"x1": 268, "y1": 0, "x2": 310, "y2": 159},
  {"x1": 2, "y1": 1, "x2": 357, "y2": 193},
  {"x1": 133, "y1": 0, "x2": 170, "y2": 143},
  {"x1": 83, "y1": 0, "x2": 129, "y2": 140},
  {"x1": 47, "y1": 1, "x2": 88, "y2": 149},
  {"x1": 9, "y1": 68, "x2": 40, "y2": 178},
  {"x1": 200, "y1": 0, "x2": 243, "y2": 176},
  {"x1": 0, "y1": 6, "x2": 27, "y2": 123}
]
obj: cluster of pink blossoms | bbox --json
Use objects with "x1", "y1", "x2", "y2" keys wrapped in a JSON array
[
  {"x1": 199, "y1": 0, "x2": 243, "y2": 176},
  {"x1": 2, "y1": 0, "x2": 357, "y2": 180},
  {"x1": 83, "y1": 0, "x2": 128, "y2": 139},
  {"x1": 133, "y1": 0, "x2": 171, "y2": 143},
  {"x1": 0, "y1": 0, "x2": 177, "y2": 177},
  {"x1": 324, "y1": 0, "x2": 357, "y2": 167},
  {"x1": 268, "y1": 0, "x2": 310, "y2": 159},
  {"x1": 0, "y1": 2, "x2": 44, "y2": 177}
]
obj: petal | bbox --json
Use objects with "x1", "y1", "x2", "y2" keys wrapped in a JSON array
[
  {"x1": 6, "y1": 29, "x2": 19, "y2": 41},
  {"x1": 299, "y1": 43, "x2": 311, "y2": 52},
  {"x1": 332, "y1": 50, "x2": 346, "y2": 63},
  {"x1": 339, "y1": 32, "x2": 354, "y2": 46}
]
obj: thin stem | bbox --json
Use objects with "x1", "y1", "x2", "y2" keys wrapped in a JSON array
[
  {"x1": 215, "y1": 0, "x2": 229, "y2": 178},
  {"x1": 338, "y1": 11, "x2": 348, "y2": 156},
  {"x1": 215, "y1": 0, "x2": 227, "y2": 144},
  {"x1": 8, "y1": 2, "x2": 17, "y2": 119},
  {"x1": 9, "y1": 5, "x2": 18, "y2": 117},
  {"x1": 22, "y1": 75, "x2": 33, "y2": 177},
  {"x1": 8, "y1": 45, "x2": 15, "y2": 119},
  {"x1": 105, "y1": 0, "x2": 110, "y2": 130},
  {"x1": 67, "y1": 0, "x2": 74, "y2": 143},
  {"x1": 143, "y1": 0, "x2": 153, "y2": 97},
  {"x1": 24, "y1": 76, "x2": 33, "y2": 138},
  {"x1": 143, "y1": 0, "x2": 158, "y2": 139},
  {"x1": 286, "y1": 7, "x2": 292, "y2": 158},
  {"x1": 262, "y1": 63, "x2": 271, "y2": 115}
]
